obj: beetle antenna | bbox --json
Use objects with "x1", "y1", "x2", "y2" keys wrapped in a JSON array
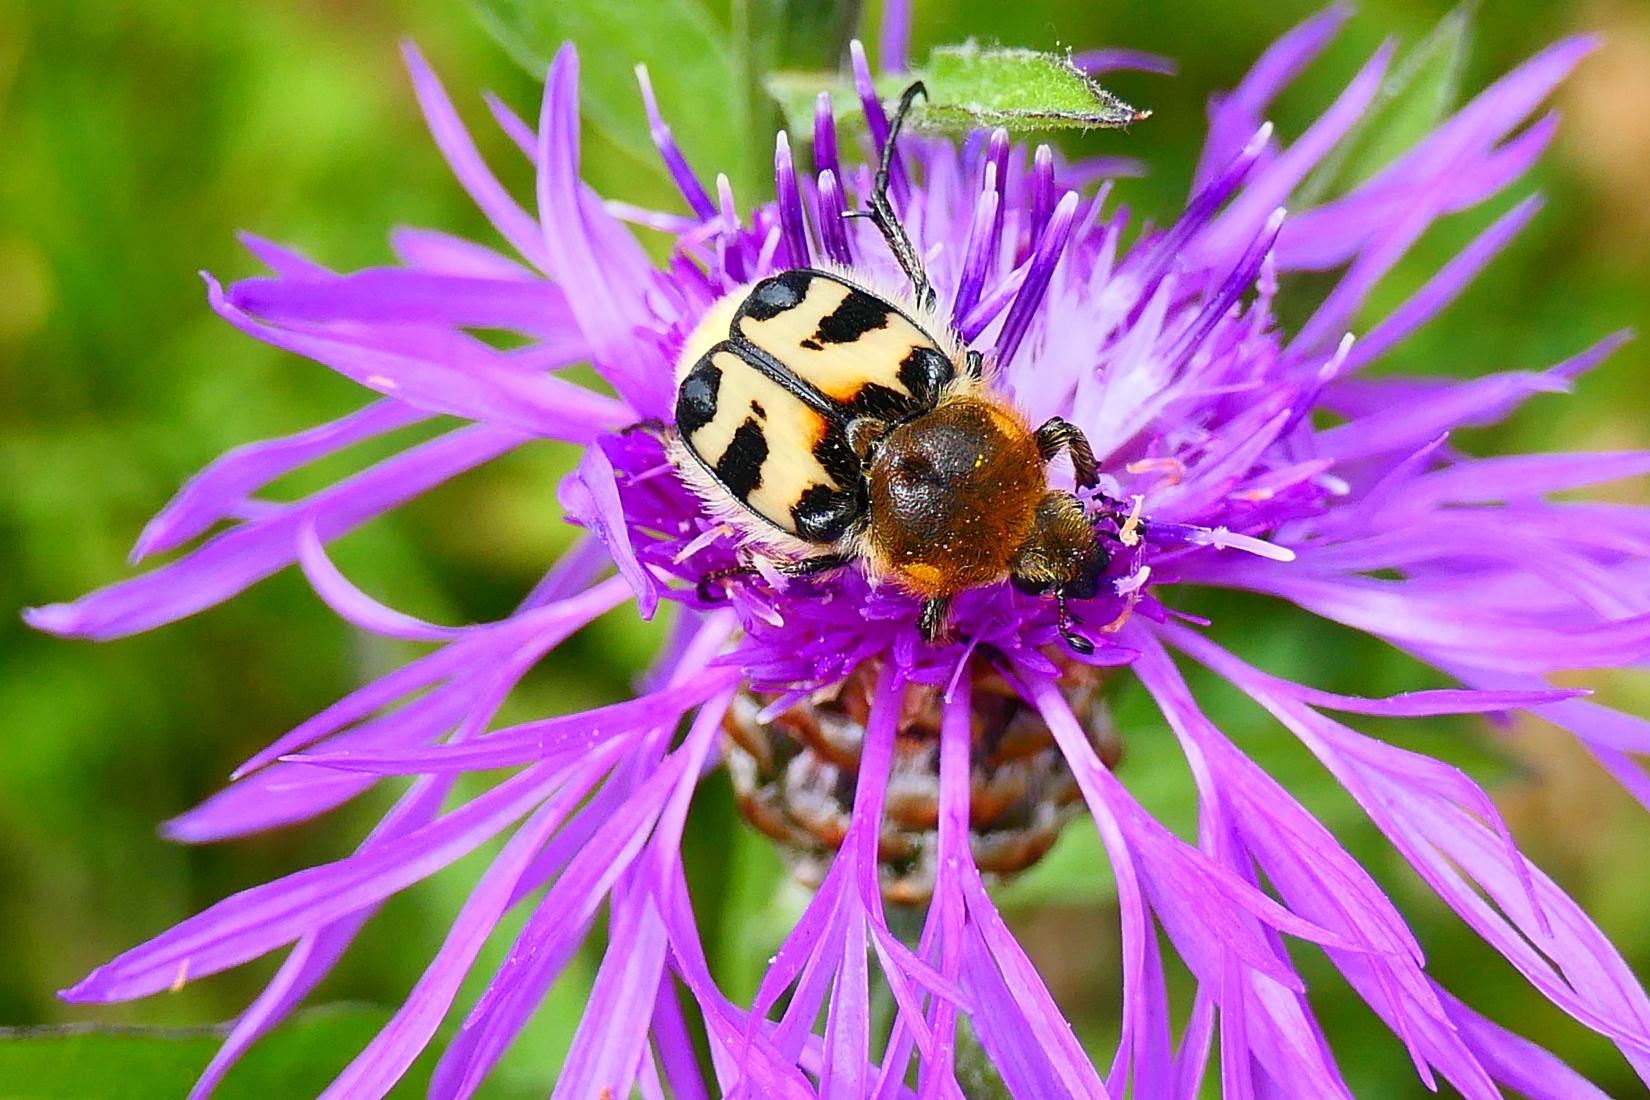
[{"x1": 867, "y1": 81, "x2": 935, "y2": 311}]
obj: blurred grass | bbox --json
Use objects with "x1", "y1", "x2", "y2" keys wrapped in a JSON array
[{"x1": 3, "y1": 0, "x2": 1649, "y2": 1095}]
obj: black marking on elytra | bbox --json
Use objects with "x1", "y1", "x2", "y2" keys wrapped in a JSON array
[
  {"x1": 726, "y1": 269, "x2": 953, "y2": 428},
  {"x1": 811, "y1": 288, "x2": 894, "y2": 347},
  {"x1": 675, "y1": 359, "x2": 721, "y2": 435},
  {"x1": 898, "y1": 346, "x2": 954, "y2": 407},
  {"x1": 715, "y1": 418, "x2": 768, "y2": 502},
  {"x1": 740, "y1": 270, "x2": 810, "y2": 322},
  {"x1": 813, "y1": 422, "x2": 861, "y2": 487},
  {"x1": 749, "y1": 399, "x2": 766, "y2": 420},
  {"x1": 844, "y1": 381, "x2": 911, "y2": 421},
  {"x1": 792, "y1": 483, "x2": 862, "y2": 543}
]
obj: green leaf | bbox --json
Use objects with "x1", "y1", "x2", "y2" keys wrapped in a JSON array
[
  {"x1": 1298, "y1": 3, "x2": 1475, "y2": 205},
  {"x1": 0, "y1": 1005, "x2": 537, "y2": 1099},
  {"x1": 469, "y1": 0, "x2": 757, "y2": 198},
  {"x1": 916, "y1": 42, "x2": 1150, "y2": 133},
  {"x1": 765, "y1": 40, "x2": 1149, "y2": 140}
]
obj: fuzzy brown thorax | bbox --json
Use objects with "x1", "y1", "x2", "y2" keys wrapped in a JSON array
[{"x1": 863, "y1": 393, "x2": 1045, "y2": 598}]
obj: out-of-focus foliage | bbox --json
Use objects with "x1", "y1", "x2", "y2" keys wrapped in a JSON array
[{"x1": 3, "y1": 0, "x2": 1649, "y2": 1095}]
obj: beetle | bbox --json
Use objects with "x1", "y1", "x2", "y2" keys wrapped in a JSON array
[{"x1": 668, "y1": 83, "x2": 1109, "y2": 653}]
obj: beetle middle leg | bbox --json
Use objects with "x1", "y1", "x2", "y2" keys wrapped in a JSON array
[
  {"x1": 695, "y1": 564, "x2": 759, "y2": 602},
  {"x1": 865, "y1": 81, "x2": 935, "y2": 311},
  {"x1": 620, "y1": 417, "x2": 670, "y2": 442},
  {"x1": 1035, "y1": 417, "x2": 1099, "y2": 489},
  {"x1": 695, "y1": 553, "x2": 850, "y2": 602},
  {"x1": 782, "y1": 553, "x2": 853, "y2": 578}
]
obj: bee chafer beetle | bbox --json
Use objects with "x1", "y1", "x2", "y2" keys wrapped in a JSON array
[{"x1": 668, "y1": 83, "x2": 1110, "y2": 653}]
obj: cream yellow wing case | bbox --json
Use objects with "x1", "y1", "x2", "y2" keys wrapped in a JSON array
[
  {"x1": 673, "y1": 345, "x2": 862, "y2": 543},
  {"x1": 731, "y1": 269, "x2": 956, "y2": 421}
]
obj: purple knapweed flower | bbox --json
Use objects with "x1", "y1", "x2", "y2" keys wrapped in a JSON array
[{"x1": 28, "y1": 2, "x2": 1650, "y2": 1096}]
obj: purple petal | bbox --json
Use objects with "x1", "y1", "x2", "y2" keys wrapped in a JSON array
[
  {"x1": 433, "y1": 700, "x2": 727, "y2": 1098},
  {"x1": 820, "y1": 915, "x2": 870, "y2": 1099},
  {"x1": 878, "y1": 0, "x2": 911, "y2": 73},
  {"x1": 389, "y1": 227, "x2": 536, "y2": 280},
  {"x1": 131, "y1": 399, "x2": 426, "y2": 562},
  {"x1": 27, "y1": 425, "x2": 531, "y2": 641},
  {"x1": 231, "y1": 576, "x2": 631, "y2": 777},
  {"x1": 957, "y1": 932, "x2": 1106, "y2": 1099},
  {"x1": 317, "y1": 780, "x2": 601, "y2": 1100},
  {"x1": 1215, "y1": 570, "x2": 1650, "y2": 674},
  {"x1": 636, "y1": 64, "x2": 718, "y2": 221},
  {"x1": 1411, "y1": 450, "x2": 1650, "y2": 507},
  {"x1": 558, "y1": 443, "x2": 661, "y2": 618},
  {"x1": 1194, "y1": 2, "x2": 1353, "y2": 189},
  {"x1": 1437, "y1": 986, "x2": 1613, "y2": 1100},
  {"x1": 63, "y1": 761, "x2": 566, "y2": 1003},
  {"x1": 1194, "y1": 41, "x2": 1391, "y2": 266},
  {"x1": 186, "y1": 759, "x2": 485, "y2": 1097},
  {"x1": 229, "y1": 268, "x2": 587, "y2": 352},
  {"x1": 773, "y1": 132, "x2": 812, "y2": 268},
  {"x1": 993, "y1": 190, "x2": 1078, "y2": 369},
  {"x1": 290, "y1": 671, "x2": 737, "y2": 776},
  {"x1": 814, "y1": 93, "x2": 841, "y2": 183},
  {"x1": 207, "y1": 276, "x2": 624, "y2": 437},
  {"x1": 296, "y1": 523, "x2": 470, "y2": 641},
  {"x1": 552, "y1": 894, "x2": 671, "y2": 1100},
  {"x1": 187, "y1": 917, "x2": 366, "y2": 1098},
  {"x1": 402, "y1": 43, "x2": 550, "y2": 270},
  {"x1": 950, "y1": 168, "x2": 1000, "y2": 323},
  {"x1": 536, "y1": 45, "x2": 670, "y2": 417},
  {"x1": 165, "y1": 685, "x2": 479, "y2": 844},
  {"x1": 1379, "y1": 37, "x2": 1598, "y2": 199},
  {"x1": 1177, "y1": 630, "x2": 1650, "y2": 1077},
  {"x1": 1321, "y1": 327, "x2": 1630, "y2": 463},
  {"x1": 817, "y1": 169, "x2": 853, "y2": 265},
  {"x1": 1073, "y1": 48, "x2": 1177, "y2": 76}
]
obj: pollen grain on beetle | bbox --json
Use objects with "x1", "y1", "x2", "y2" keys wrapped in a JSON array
[{"x1": 26, "y1": 3, "x2": 1650, "y2": 1098}]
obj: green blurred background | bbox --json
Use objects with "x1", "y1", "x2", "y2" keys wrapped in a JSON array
[{"x1": 4, "y1": 0, "x2": 1650, "y2": 1096}]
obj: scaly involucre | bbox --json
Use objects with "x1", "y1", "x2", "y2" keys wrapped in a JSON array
[{"x1": 31, "y1": 3, "x2": 1650, "y2": 1097}]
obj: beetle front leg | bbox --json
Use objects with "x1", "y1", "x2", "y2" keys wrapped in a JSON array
[
  {"x1": 1056, "y1": 591, "x2": 1095, "y2": 655},
  {"x1": 1035, "y1": 417, "x2": 1099, "y2": 489}
]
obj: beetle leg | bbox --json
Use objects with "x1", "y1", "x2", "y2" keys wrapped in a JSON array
[
  {"x1": 845, "y1": 417, "x2": 891, "y2": 462},
  {"x1": 699, "y1": 553, "x2": 850, "y2": 601},
  {"x1": 918, "y1": 596, "x2": 952, "y2": 643},
  {"x1": 866, "y1": 81, "x2": 935, "y2": 311},
  {"x1": 780, "y1": 553, "x2": 853, "y2": 577},
  {"x1": 1034, "y1": 417, "x2": 1100, "y2": 489},
  {"x1": 696, "y1": 565, "x2": 759, "y2": 602},
  {"x1": 621, "y1": 417, "x2": 670, "y2": 441},
  {"x1": 1056, "y1": 592, "x2": 1095, "y2": 655}
]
